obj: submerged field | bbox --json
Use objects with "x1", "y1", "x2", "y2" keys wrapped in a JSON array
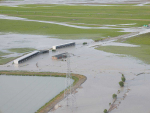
[
  {"x1": 0, "y1": 4, "x2": 150, "y2": 64},
  {"x1": 97, "y1": 33, "x2": 150, "y2": 64}
]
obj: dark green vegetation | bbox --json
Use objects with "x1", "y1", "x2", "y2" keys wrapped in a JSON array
[
  {"x1": 119, "y1": 81, "x2": 124, "y2": 87},
  {"x1": 103, "y1": 109, "x2": 108, "y2": 113},
  {"x1": 0, "y1": 71, "x2": 86, "y2": 113},
  {"x1": 83, "y1": 42, "x2": 87, "y2": 45},
  {"x1": 0, "y1": 5, "x2": 150, "y2": 40},
  {"x1": 8, "y1": 48, "x2": 36, "y2": 53},
  {"x1": 109, "y1": 103, "x2": 111, "y2": 106},
  {"x1": 121, "y1": 75, "x2": 126, "y2": 82},
  {"x1": 97, "y1": 33, "x2": 150, "y2": 64},
  {"x1": 112, "y1": 94, "x2": 117, "y2": 99},
  {"x1": 52, "y1": 49, "x2": 56, "y2": 52}
]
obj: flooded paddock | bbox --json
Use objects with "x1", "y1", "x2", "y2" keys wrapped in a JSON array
[
  {"x1": 0, "y1": 0, "x2": 148, "y2": 6},
  {"x1": 0, "y1": 75, "x2": 73, "y2": 113},
  {"x1": 0, "y1": 33, "x2": 150, "y2": 113}
]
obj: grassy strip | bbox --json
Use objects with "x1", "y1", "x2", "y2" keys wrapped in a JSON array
[
  {"x1": 8, "y1": 48, "x2": 36, "y2": 53},
  {"x1": 96, "y1": 33, "x2": 150, "y2": 64},
  {"x1": 0, "y1": 51, "x2": 10, "y2": 57},
  {"x1": 123, "y1": 33, "x2": 150, "y2": 45},
  {"x1": 0, "y1": 48, "x2": 36, "y2": 65},
  {"x1": 0, "y1": 71, "x2": 86, "y2": 113},
  {"x1": 0, "y1": 57, "x2": 18, "y2": 65},
  {"x1": 0, "y1": 51, "x2": 16, "y2": 65},
  {"x1": 96, "y1": 45, "x2": 150, "y2": 64}
]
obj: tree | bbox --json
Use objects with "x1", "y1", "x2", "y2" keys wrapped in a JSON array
[
  {"x1": 112, "y1": 94, "x2": 117, "y2": 99},
  {"x1": 109, "y1": 103, "x2": 111, "y2": 106},
  {"x1": 103, "y1": 109, "x2": 107, "y2": 113},
  {"x1": 121, "y1": 76, "x2": 126, "y2": 82},
  {"x1": 83, "y1": 42, "x2": 87, "y2": 45},
  {"x1": 119, "y1": 81, "x2": 124, "y2": 87},
  {"x1": 117, "y1": 90, "x2": 120, "y2": 94}
]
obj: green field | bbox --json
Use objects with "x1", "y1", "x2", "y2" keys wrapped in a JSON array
[
  {"x1": 0, "y1": 51, "x2": 9, "y2": 57},
  {"x1": 97, "y1": 33, "x2": 150, "y2": 64},
  {"x1": 0, "y1": 4, "x2": 150, "y2": 64},
  {"x1": 0, "y1": 48, "x2": 36, "y2": 65},
  {"x1": 0, "y1": 19, "x2": 127, "y2": 40},
  {"x1": 8, "y1": 48, "x2": 36, "y2": 53},
  {"x1": 124, "y1": 33, "x2": 150, "y2": 45},
  {"x1": 0, "y1": 57, "x2": 17, "y2": 65},
  {"x1": 0, "y1": 5, "x2": 150, "y2": 40}
]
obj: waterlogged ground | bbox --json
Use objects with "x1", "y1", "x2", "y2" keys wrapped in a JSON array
[
  {"x1": 0, "y1": 2, "x2": 150, "y2": 113},
  {"x1": 0, "y1": 0, "x2": 149, "y2": 6},
  {"x1": 0, "y1": 75, "x2": 73, "y2": 113},
  {"x1": 0, "y1": 33, "x2": 150, "y2": 113}
]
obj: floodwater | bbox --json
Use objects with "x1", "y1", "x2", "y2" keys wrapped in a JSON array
[
  {"x1": 111, "y1": 73, "x2": 150, "y2": 113},
  {"x1": 0, "y1": 0, "x2": 145, "y2": 6},
  {"x1": 0, "y1": 1, "x2": 150, "y2": 113},
  {"x1": 0, "y1": 33, "x2": 91, "y2": 58},
  {"x1": 0, "y1": 33, "x2": 150, "y2": 113},
  {"x1": 0, "y1": 75, "x2": 73, "y2": 113}
]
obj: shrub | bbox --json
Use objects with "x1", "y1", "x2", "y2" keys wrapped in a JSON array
[
  {"x1": 117, "y1": 90, "x2": 120, "y2": 94},
  {"x1": 109, "y1": 103, "x2": 111, "y2": 106},
  {"x1": 83, "y1": 42, "x2": 87, "y2": 45},
  {"x1": 52, "y1": 49, "x2": 56, "y2": 52},
  {"x1": 103, "y1": 109, "x2": 107, "y2": 113},
  {"x1": 112, "y1": 94, "x2": 117, "y2": 99},
  {"x1": 119, "y1": 81, "x2": 124, "y2": 87},
  {"x1": 121, "y1": 76, "x2": 126, "y2": 82}
]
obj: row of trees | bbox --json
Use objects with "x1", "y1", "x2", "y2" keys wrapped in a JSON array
[
  {"x1": 119, "y1": 74, "x2": 126, "y2": 87},
  {"x1": 103, "y1": 74, "x2": 126, "y2": 113}
]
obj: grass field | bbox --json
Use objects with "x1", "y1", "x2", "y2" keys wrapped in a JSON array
[
  {"x1": 0, "y1": 5, "x2": 150, "y2": 40},
  {"x1": 97, "y1": 33, "x2": 150, "y2": 64},
  {"x1": 8, "y1": 48, "x2": 36, "y2": 53},
  {"x1": 0, "y1": 51, "x2": 9, "y2": 57},
  {"x1": 0, "y1": 57, "x2": 17, "y2": 65},
  {"x1": 0, "y1": 48, "x2": 36, "y2": 65},
  {"x1": 0, "y1": 19, "x2": 127, "y2": 40}
]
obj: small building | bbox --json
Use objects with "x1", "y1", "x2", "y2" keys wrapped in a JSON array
[
  {"x1": 52, "y1": 42, "x2": 75, "y2": 50},
  {"x1": 14, "y1": 51, "x2": 40, "y2": 64},
  {"x1": 52, "y1": 53, "x2": 67, "y2": 60}
]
